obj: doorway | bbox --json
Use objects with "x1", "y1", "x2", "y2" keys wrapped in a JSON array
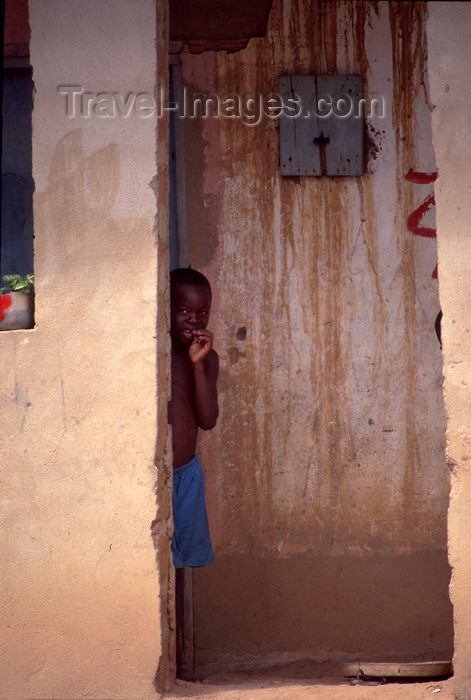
[{"x1": 165, "y1": 0, "x2": 452, "y2": 678}]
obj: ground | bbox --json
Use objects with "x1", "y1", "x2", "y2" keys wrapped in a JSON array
[{"x1": 163, "y1": 662, "x2": 454, "y2": 699}]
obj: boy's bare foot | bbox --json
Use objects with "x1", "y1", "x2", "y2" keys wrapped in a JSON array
[{"x1": 177, "y1": 663, "x2": 210, "y2": 684}]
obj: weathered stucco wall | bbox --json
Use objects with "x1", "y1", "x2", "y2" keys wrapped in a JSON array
[
  {"x1": 427, "y1": 4, "x2": 471, "y2": 698},
  {"x1": 0, "y1": 1, "x2": 164, "y2": 697},
  {"x1": 180, "y1": 0, "x2": 453, "y2": 667}
]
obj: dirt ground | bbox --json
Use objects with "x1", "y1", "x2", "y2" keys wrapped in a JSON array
[
  {"x1": 163, "y1": 662, "x2": 455, "y2": 700},
  {"x1": 165, "y1": 678, "x2": 454, "y2": 700}
]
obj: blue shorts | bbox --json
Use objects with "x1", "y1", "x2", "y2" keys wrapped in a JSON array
[{"x1": 171, "y1": 455, "x2": 214, "y2": 569}]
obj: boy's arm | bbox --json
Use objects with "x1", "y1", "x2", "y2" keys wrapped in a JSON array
[{"x1": 190, "y1": 331, "x2": 219, "y2": 430}]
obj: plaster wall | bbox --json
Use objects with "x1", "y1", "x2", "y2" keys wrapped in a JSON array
[
  {"x1": 179, "y1": 0, "x2": 453, "y2": 667},
  {"x1": 0, "y1": 1, "x2": 164, "y2": 697},
  {"x1": 427, "y1": 4, "x2": 471, "y2": 697}
]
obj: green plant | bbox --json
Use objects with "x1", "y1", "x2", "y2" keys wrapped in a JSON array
[{"x1": 0, "y1": 273, "x2": 35, "y2": 294}]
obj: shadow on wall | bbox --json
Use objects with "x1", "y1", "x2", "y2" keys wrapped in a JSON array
[
  {"x1": 34, "y1": 128, "x2": 129, "y2": 289},
  {"x1": 194, "y1": 550, "x2": 453, "y2": 668}
]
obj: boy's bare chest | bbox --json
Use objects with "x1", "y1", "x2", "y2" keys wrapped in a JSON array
[{"x1": 169, "y1": 352, "x2": 195, "y2": 410}]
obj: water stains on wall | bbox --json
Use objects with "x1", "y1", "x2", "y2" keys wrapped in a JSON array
[{"x1": 180, "y1": 0, "x2": 450, "y2": 665}]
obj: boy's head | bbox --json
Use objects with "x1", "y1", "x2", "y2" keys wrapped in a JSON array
[
  {"x1": 170, "y1": 268, "x2": 212, "y2": 346},
  {"x1": 170, "y1": 267, "x2": 212, "y2": 305}
]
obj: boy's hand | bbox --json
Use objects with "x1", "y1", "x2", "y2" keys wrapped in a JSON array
[{"x1": 189, "y1": 330, "x2": 213, "y2": 365}]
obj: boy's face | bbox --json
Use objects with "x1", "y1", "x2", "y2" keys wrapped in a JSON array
[{"x1": 171, "y1": 282, "x2": 211, "y2": 347}]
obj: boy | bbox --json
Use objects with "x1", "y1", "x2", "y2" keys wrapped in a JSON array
[{"x1": 168, "y1": 267, "x2": 219, "y2": 682}]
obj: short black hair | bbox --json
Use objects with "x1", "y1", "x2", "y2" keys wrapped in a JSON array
[{"x1": 170, "y1": 267, "x2": 212, "y2": 303}]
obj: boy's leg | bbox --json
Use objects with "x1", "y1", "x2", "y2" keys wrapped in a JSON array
[
  {"x1": 176, "y1": 567, "x2": 208, "y2": 683},
  {"x1": 175, "y1": 567, "x2": 191, "y2": 673}
]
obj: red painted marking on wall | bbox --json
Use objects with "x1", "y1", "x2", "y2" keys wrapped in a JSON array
[
  {"x1": 405, "y1": 171, "x2": 438, "y2": 279},
  {"x1": 405, "y1": 170, "x2": 438, "y2": 184},
  {"x1": 407, "y1": 193, "x2": 436, "y2": 238}
]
